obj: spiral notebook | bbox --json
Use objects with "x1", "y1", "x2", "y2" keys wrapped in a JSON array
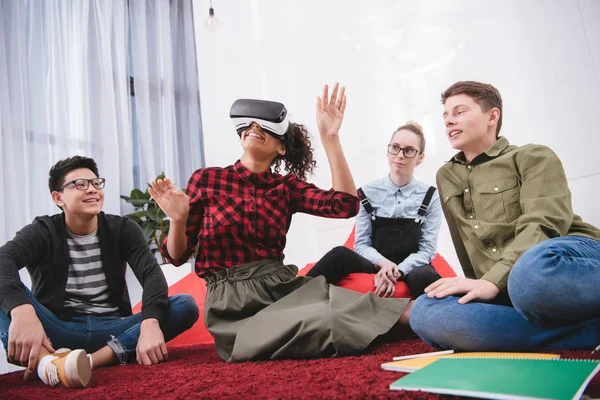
[{"x1": 389, "y1": 357, "x2": 600, "y2": 400}]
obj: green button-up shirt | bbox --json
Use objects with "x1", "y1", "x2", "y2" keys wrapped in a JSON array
[{"x1": 436, "y1": 137, "x2": 600, "y2": 291}]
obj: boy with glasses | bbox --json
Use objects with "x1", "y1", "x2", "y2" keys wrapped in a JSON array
[
  {"x1": 410, "y1": 81, "x2": 600, "y2": 351},
  {"x1": 0, "y1": 156, "x2": 199, "y2": 387}
]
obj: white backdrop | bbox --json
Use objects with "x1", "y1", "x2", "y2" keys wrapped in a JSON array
[{"x1": 192, "y1": 0, "x2": 600, "y2": 273}]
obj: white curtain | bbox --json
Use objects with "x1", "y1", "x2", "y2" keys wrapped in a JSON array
[
  {"x1": 0, "y1": 0, "x2": 203, "y2": 246},
  {"x1": 129, "y1": 0, "x2": 203, "y2": 190}
]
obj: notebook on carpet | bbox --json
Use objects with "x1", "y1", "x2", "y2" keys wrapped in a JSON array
[
  {"x1": 382, "y1": 352, "x2": 560, "y2": 373},
  {"x1": 389, "y1": 357, "x2": 600, "y2": 400}
]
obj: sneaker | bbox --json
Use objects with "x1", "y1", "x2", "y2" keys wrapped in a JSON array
[
  {"x1": 38, "y1": 349, "x2": 92, "y2": 388},
  {"x1": 53, "y1": 348, "x2": 72, "y2": 357},
  {"x1": 23, "y1": 348, "x2": 72, "y2": 382}
]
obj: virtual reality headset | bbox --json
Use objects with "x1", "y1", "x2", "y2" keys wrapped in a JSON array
[{"x1": 230, "y1": 99, "x2": 290, "y2": 140}]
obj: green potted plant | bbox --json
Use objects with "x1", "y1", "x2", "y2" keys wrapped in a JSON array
[{"x1": 120, "y1": 173, "x2": 171, "y2": 262}]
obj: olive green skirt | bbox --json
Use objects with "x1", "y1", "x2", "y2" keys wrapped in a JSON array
[{"x1": 203, "y1": 259, "x2": 408, "y2": 362}]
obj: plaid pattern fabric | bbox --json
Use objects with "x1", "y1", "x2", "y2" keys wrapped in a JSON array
[{"x1": 161, "y1": 160, "x2": 359, "y2": 277}]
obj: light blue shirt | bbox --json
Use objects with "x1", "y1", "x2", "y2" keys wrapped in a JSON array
[{"x1": 354, "y1": 175, "x2": 442, "y2": 276}]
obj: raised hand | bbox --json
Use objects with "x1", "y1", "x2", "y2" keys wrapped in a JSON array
[
  {"x1": 316, "y1": 83, "x2": 347, "y2": 137},
  {"x1": 148, "y1": 178, "x2": 189, "y2": 223}
]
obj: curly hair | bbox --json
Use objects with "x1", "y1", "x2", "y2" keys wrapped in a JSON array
[{"x1": 271, "y1": 123, "x2": 316, "y2": 181}]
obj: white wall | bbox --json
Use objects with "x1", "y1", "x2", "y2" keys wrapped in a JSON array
[{"x1": 192, "y1": 0, "x2": 600, "y2": 274}]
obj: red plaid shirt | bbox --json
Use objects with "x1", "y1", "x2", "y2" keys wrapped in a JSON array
[{"x1": 161, "y1": 160, "x2": 359, "y2": 277}]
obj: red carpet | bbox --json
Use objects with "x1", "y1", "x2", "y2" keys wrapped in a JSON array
[
  {"x1": 5, "y1": 228, "x2": 597, "y2": 398},
  {"x1": 2, "y1": 338, "x2": 600, "y2": 399}
]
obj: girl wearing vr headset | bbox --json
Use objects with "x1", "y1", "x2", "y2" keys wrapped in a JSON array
[
  {"x1": 307, "y1": 122, "x2": 443, "y2": 307},
  {"x1": 149, "y1": 84, "x2": 409, "y2": 362}
]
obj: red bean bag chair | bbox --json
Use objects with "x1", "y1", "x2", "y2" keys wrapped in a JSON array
[
  {"x1": 132, "y1": 271, "x2": 213, "y2": 347},
  {"x1": 133, "y1": 226, "x2": 456, "y2": 346},
  {"x1": 297, "y1": 226, "x2": 456, "y2": 298}
]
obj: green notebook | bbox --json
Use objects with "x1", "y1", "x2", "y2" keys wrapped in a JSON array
[{"x1": 389, "y1": 357, "x2": 600, "y2": 400}]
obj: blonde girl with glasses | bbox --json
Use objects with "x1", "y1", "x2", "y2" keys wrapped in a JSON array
[{"x1": 307, "y1": 122, "x2": 443, "y2": 324}]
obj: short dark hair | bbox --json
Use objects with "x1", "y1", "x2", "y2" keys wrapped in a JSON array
[
  {"x1": 48, "y1": 156, "x2": 99, "y2": 193},
  {"x1": 441, "y1": 81, "x2": 503, "y2": 137}
]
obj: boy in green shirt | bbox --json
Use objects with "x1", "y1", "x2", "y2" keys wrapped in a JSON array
[{"x1": 410, "y1": 81, "x2": 600, "y2": 351}]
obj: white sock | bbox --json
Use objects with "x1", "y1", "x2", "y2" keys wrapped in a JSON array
[
  {"x1": 37, "y1": 355, "x2": 58, "y2": 385},
  {"x1": 88, "y1": 354, "x2": 93, "y2": 369}
]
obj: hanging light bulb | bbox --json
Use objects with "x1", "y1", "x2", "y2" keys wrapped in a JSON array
[{"x1": 205, "y1": 0, "x2": 220, "y2": 32}]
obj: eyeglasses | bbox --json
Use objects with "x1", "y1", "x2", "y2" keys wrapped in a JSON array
[
  {"x1": 387, "y1": 144, "x2": 420, "y2": 158},
  {"x1": 58, "y1": 178, "x2": 106, "y2": 191}
]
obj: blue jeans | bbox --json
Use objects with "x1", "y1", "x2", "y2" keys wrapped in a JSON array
[
  {"x1": 410, "y1": 236, "x2": 600, "y2": 351},
  {"x1": 0, "y1": 288, "x2": 199, "y2": 364}
]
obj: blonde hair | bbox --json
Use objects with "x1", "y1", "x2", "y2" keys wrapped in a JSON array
[{"x1": 392, "y1": 121, "x2": 425, "y2": 153}]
